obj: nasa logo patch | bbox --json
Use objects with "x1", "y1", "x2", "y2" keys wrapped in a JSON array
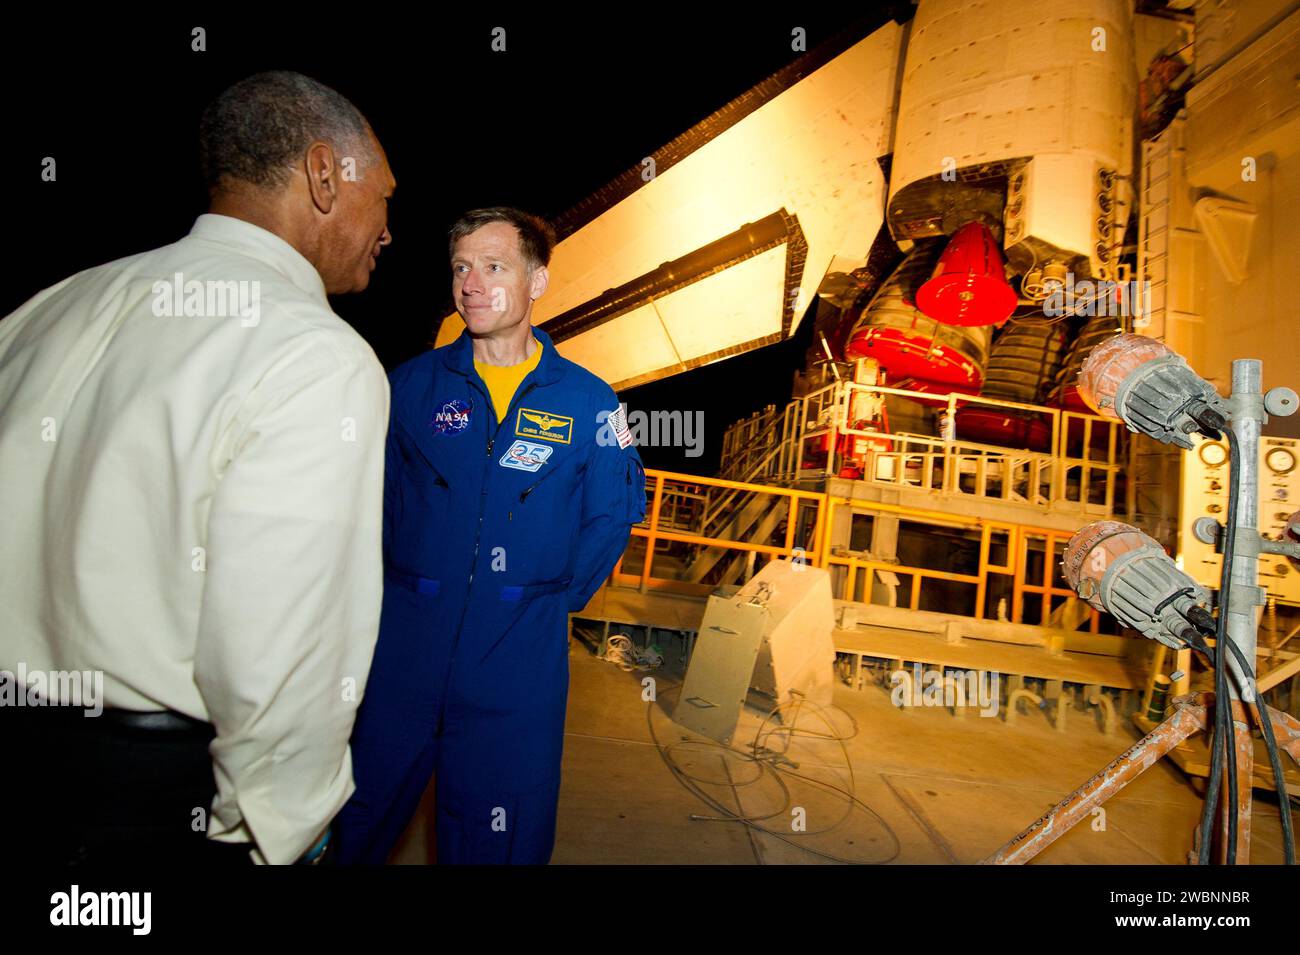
[
  {"x1": 431, "y1": 398, "x2": 473, "y2": 435},
  {"x1": 499, "y1": 440, "x2": 554, "y2": 473}
]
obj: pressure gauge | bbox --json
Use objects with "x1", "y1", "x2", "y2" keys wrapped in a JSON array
[
  {"x1": 1198, "y1": 442, "x2": 1227, "y2": 468},
  {"x1": 1266, "y1": 447, "x2": 1296, "y2": 475}
]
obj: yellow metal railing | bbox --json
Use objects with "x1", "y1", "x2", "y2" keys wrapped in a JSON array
[
  {"x1": 611, "y1": 467, "x2": 1102, "y2": 631},
  {"x1": 717, "y1": 380, "x2": 1123, "y2": 515},
  {"x1": 614, "y1": 468, "x2": 826, "y2": 597},
  {"x1": 719, "y1": 404, "x2": 783, "y2": 483}
]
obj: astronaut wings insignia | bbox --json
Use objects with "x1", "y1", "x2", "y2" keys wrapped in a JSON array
[
  {"x1": 523, "y1": 411, "x2": 563, "y2": 430},
  {"x1": 515, "y1": 407, "x2": 573, "y2": 444}
]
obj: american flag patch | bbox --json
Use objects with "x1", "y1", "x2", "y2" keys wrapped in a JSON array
[{"x1": 608, "y1": 404, "x2": 633, "y2": 449}]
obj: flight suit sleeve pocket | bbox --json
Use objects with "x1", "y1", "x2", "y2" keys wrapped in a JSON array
[{"x1": 626, "y1": 456, "x2": 647, "y2": 524}]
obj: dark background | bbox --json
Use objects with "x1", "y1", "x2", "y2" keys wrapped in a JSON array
[{"x1": 3, "y1": 10, "x2": 910, "y2": 473}]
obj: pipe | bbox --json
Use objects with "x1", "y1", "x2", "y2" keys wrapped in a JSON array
[
  {"x1": 1087, "y1": 692, "x2": 1117, "y2": 736},
  {"x1": 1005, "y1": 689, "x2": 1043, "y2": 726},
  {"x1": 982, "y1": 700, "x2": 1209, "y2": 864},
  {"x1": 1053, "y1": 694, "x2": 1068, "y2": 733},
  {"x1": 1226, "y1": 359, "x2": 1264, "y2": 703},
  {"x1": 943, "y1": 673, "x2": 969, "y2": 718}
]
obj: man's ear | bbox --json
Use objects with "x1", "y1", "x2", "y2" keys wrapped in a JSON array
[
  {"x1": 530, "y1": 265, "x2": 549, "y2": 302},
  {"x1": 304, "y1": 141, "x2": 339, "y2": 214}
]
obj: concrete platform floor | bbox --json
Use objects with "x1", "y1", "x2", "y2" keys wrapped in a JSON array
[{"x1": 549, "y1": 639, "x2": 1293, "y2": 865}]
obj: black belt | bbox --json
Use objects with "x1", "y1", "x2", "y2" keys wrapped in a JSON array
[
  {"x1": 11, "y1": 704, "x2": 215, "y2": 739},
  {"x1": 99, "y1": 708, "x2": 213, "y2": 735}
]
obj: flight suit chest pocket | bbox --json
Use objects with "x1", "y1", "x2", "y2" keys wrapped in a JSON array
[
  {"x1": 412, "y1": 462, "x2": 452, "y2": 517},
  {"x1": 397, "y1": 418, "x2": 455, "y2": 508},
  {"x1": 510, "y1": 444, "x2": 582, "y2": 505}
]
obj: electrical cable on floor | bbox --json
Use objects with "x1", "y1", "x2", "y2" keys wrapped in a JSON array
[
  {"x1": 686, "y1": 699, "x2": 860, "y2": 835},
  {"x1": 601, "y1": 633, "x2": 664, "y2": 671},
  {"x1": 645, "y1": 685, "x2": 901, "y2": 864}
]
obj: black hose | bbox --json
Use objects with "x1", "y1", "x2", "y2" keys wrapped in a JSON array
[
  {"x1": 1225, "y1": 637, "x2": 1296, "y2": 864},
  {"x1": 1198, "y1": 428, "x2": 1241, "y2": 863},
  {"x1": 1224, "y1": 629, "x2": 1239, "y2": 864},
  {"x1": 1223, "y1": 431, "x2": 1242, "y2": 863}
]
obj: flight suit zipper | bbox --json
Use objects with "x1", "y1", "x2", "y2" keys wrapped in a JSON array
[
  {"x1": 519, "y1": 464, "x2": 563, "y2": 503},
  {"x1": 437, "y1": 370, "x2": 545, "y2": 734}
]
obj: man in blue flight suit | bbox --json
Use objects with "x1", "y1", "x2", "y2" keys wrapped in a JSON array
[{"x1": 335, "y1": 207, "x2": 646, "y2": 864}]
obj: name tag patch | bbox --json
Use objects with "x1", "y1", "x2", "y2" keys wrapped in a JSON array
[
  {"x1": 515, "y1": 407, "x2": 572, "y2": 444},
  {"x1": 499, "y1": 440, "x2": 554, "y2": 472},
  {"x1": 431, "y1": 398, "x2": 473, "y2": 434}
]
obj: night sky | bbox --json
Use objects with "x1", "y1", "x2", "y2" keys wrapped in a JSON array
[
  {"x1": 5, "y1": 10, "x2": 911, "y2": 473},
  {"x1": 5, "y1": 13, "x2": 920, "y2": 475}
]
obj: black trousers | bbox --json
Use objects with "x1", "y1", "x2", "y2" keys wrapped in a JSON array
[{"x1": 5, "y1": 704, "x2": 254, "y2": 865}]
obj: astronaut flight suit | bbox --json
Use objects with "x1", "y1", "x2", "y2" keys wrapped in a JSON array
[{"x1": 335, "y1": 324, "x2": 646, "y2": 864}]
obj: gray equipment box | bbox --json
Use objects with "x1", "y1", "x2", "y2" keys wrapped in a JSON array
[{"x1": 673, "y1": 559, "x2": 835, "y2": 744}]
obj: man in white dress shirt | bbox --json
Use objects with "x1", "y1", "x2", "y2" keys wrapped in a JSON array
[{"x1": 0, "y1": 71, "x2": 395, "y2": 865}]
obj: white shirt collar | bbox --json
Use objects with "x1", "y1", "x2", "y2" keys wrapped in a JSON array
[{"x1": 187, "y1": 213, "x2": 328, "y2": 304}]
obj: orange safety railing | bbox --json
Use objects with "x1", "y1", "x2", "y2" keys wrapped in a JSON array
[
  {"x1": 612, "y1": 468, "x2": 827, "y2": 598},
  {"x1": 718, "y1": 380, "x2": 1123, "y2": 515},
  {"x1": 611, "y1": 468, "x2": 1102, "y2": 631}
]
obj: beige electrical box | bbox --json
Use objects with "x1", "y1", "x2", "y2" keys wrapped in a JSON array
[
  {"x1": 673, "y1": 560, "x2": 836, "y2": 745},
  {"x1": 673, "y1": 598, "x2": 768, "y2": 745},
  {"x1": 1179, "y1": 434, "x2": 1300, "y2": 604}
]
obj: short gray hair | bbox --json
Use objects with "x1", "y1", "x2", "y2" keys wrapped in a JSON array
[
  {"x1": 198, "y1": 71, "x2": 374, "y2": 192},
  {"x1": 448, "y1": 207, "x2": 557, "y2": 271}
]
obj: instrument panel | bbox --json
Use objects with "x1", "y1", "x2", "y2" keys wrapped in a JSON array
[{"x1": 1180, "y1": 435, "x2": 1300, "y2": 604}]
